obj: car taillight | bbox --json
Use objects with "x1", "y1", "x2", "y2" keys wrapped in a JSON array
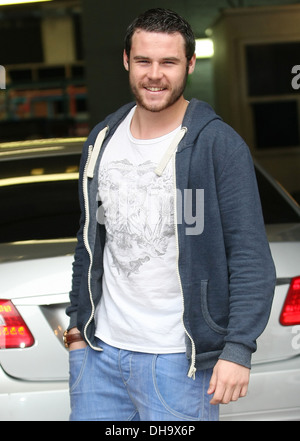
[
  {"x1": 0, "y1": 300, "x2": 34, "y2": 349},
  {"x1": 280, "y1": 276, "x2": 300, "y2": 326}
]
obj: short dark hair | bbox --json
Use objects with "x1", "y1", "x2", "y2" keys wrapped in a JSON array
[{"x1": 124, "y1": 8, "x2": 195, "y2": 61}]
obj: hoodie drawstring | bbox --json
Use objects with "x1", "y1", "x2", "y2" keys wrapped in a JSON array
[
  {"x1": 155, "y1": 127, "x2": 187, "y2": 177},
  {"x1": 86, "y1": 126, "x2": 109, "y2": 178}
]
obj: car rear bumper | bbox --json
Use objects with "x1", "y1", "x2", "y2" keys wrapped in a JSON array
[{"x1": 0, "y1": 366, "x2": 70, "y2": 421}]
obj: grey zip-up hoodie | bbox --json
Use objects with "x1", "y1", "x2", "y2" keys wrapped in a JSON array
[{"x1": 67, "y1": 99, "x2": 276, "y2": 376}]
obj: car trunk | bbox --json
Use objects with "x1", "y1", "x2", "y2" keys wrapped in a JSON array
[
  {"x1": 0, "y1": 242, "x2": 74, "y2": 381},
  {"x1": 252, "y1": 224, "x2": 300, "y2": 365}
]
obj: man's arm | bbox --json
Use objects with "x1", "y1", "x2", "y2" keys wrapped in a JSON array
[
  {"x1": 215, "y1": 139, "x2": 276, "y2": 368},
  {"x1": 208, "y1": 137, "x2": 274, "y2": 403}
]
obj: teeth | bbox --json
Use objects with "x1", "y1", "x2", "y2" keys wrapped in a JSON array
[{"x1": 147, "y1": 87, "x2": 164, "y2": 92}]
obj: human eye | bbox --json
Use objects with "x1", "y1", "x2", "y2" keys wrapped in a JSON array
[
  {"x1": 135, "y1": 58, "x2": 150, "y2": 65},
  {"x1": 162, "y1": 58, "x2": 179, "y2": 66}
]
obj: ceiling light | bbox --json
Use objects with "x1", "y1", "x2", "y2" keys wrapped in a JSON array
[
  {"x1": 196, "y1": 39, "x2": 214, "y2": 59},
  {"x1": 0, "y1": 0, "x2": 53, "y2": 6}
]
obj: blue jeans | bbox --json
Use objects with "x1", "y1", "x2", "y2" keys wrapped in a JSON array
[{"x1": 69, "y1": 339, "x2": 219, "y2": 421}]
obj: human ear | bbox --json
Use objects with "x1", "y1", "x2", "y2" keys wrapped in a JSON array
[
  {"x1": 123, "y1": 50, "x2": 129, "y2": 71},
  {"x1": 188, "y1": 53, "x2": 196, "y2": 74}
]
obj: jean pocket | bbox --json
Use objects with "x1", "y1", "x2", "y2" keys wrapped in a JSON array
[
  {"x1": 153, "y1": 354, "x2": 215, "y2": 421},
  {"x1": 69, "y1": 347, "x2": 89, "y2": 393},
  {"x1": 200, "y1": 280, "x2": 227, "y2": 335}
]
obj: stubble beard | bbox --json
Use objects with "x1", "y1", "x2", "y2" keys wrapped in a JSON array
[{"x1": 129, "y1": 68, "x2": 189, "y2": 113}]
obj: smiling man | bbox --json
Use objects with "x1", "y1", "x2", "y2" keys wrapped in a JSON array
[{"x1": 65, "y1": 8, "x2": 276, "y2": 421}]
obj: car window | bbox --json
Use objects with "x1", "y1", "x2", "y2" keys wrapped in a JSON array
[
  {"x1": 0, "y1": 180, "x2": 80, "y2": 243},
  {"x1": 0, "y1": 154, "x2": 81, "y2": 243},
  {"x1": 255, "y1": 167, "x2": 300, "y2": 224}
]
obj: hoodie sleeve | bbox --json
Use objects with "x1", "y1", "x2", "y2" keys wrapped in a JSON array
[{"x1": 215, "y1": 139, "x2": 276, "y2": 368}]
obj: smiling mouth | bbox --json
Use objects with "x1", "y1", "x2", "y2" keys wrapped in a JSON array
[{"x1": 144, "y1": 87, "x2": 166, "y2": 92}]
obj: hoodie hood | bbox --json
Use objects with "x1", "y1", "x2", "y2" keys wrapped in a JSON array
[
  {"x1": 180, "y1": 99, "x2": 222, "y2": 150},
  {"x1": 103, "y1": 99, "x2": 222, "y2": 149},
  {"x1": 86, "y1": 99, "x2": 222, "y2": 179}
]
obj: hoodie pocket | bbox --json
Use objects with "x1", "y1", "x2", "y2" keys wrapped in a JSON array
[{"x1": 200, "y1": 280, "x2": 227, "y2": 335}]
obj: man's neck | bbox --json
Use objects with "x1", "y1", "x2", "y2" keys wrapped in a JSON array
[{"x1": 130, "y1": 97, "x2": 188, "y2": 139}]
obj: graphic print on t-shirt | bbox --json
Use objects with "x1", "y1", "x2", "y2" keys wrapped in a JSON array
[{"x1": 99, "y1": 158, "x2": 174, "y2": 277}]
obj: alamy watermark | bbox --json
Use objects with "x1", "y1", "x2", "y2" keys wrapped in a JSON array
[
  {"x1": 291, "y1": 325, "x2": 300, "y2": 350},
  {"x1": 96, "y1": 186, "x2": 204, "y2": 236},
  {"x1": 0, "y1": 65, "x2": 6, "y2": 89},
  {"x1": 291, "y1": 65, "x2": 300, "y2": 90}
]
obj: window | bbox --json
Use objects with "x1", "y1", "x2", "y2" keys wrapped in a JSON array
[
  {"x1": 252, "y1": 101, "x2": 300, "y2": 149},
  {"x1": 246, "y1": 42, "x2": 300, "y2": 96},
  {"x1": 245, "y1": 42, "x2": 300, "y2": 150},
  {"x1": 0, "y1": 17, "x2": 43, "y2": 65}
]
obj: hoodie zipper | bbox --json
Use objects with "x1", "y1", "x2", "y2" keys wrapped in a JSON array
[
  {"x1": 82, "y1": 127, "x2": 109, "y2": 350},
  {"x1": 172, "y1": 129, "x2": 197, "y2": 379},
  {"x1": 82, "y1": 145, "x2": 101, "y2": 350}
]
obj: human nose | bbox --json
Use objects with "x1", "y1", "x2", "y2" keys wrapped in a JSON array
[{"x1": 147, "y1": 62, "x2": 163, "y2": 81}]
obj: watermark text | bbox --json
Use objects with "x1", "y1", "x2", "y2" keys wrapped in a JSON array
[
  {"x1": 291, "y1": 325, "x2": 300, "y2": 350},
  {"x1": 291, "y1": 65, "x2": 300, "y2": 90},
  {"x1": 96, "y1": 187, "x2": 204, "y2": 236},
  {"x1": 0, "y1": 65, "x2": 6, "y2": 89}
]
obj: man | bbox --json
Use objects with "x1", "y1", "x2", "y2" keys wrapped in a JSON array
[{"x1": 65, "y1": 8, "x2": 276, "y2": 421}]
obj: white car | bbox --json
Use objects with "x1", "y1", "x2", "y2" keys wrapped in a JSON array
[{"x1": 0, "y1": 139, "x2": 299, "y2": 421}]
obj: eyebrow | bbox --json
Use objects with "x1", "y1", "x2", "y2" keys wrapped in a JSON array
[{"x1": 133, "y1": 56, "x2": 181, "y2": 63}]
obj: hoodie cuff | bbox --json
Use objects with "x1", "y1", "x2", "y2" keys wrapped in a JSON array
[{"x1": 219, "y1": 342, "x2": 252, "y2": 369}]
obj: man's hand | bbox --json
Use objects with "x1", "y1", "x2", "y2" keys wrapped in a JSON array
[{"x1": 207, "y1": 359, "x2": 250, "y2": 405}]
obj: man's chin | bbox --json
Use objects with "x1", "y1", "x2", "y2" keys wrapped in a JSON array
[
  {"x1": 136, "y1": 96, "x2": 182, "y2": 113},
  {"x1": 140, "y1": 103, "x2": 168, "y2": 113}
]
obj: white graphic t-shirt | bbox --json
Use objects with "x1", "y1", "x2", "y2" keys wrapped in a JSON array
[{"x1": 95, "y1": 107, "x2": 185, "y2": 353}]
